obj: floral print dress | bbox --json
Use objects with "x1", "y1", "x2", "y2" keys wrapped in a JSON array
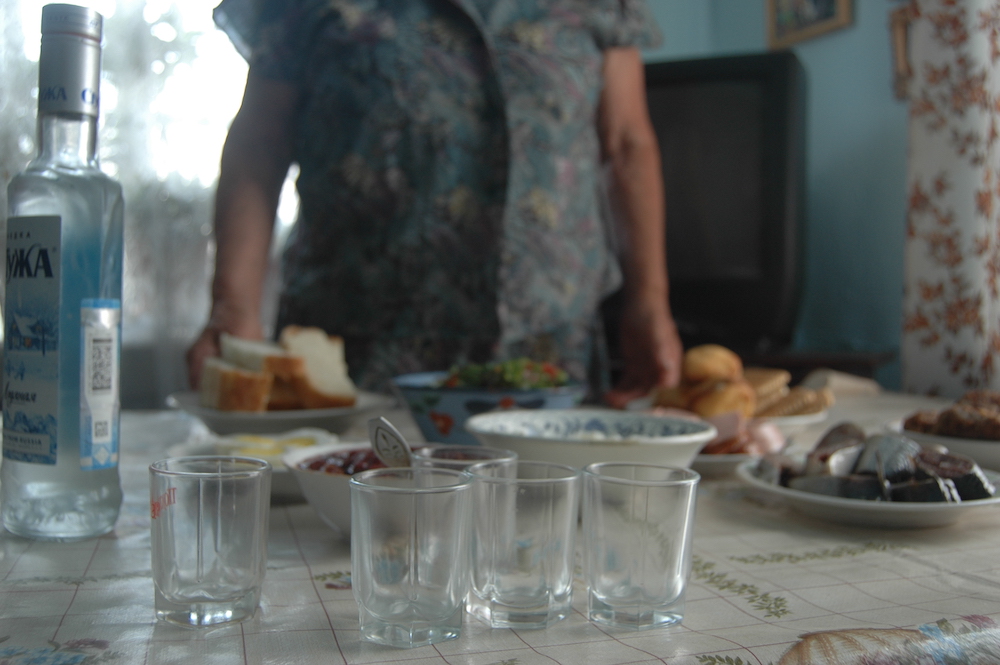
[{"x1": 213, "y1": 0, "x2": 661, "y2": 392}]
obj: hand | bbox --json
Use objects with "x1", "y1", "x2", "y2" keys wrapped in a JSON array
[
  {"x1": 603, "y1": 298, "x2": 683, "y2": 409},
  {"x1": 185, "y1": 311, "x2": 263, "y2": 389}
]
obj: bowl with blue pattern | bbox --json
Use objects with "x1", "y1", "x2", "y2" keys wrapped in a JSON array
[
  {"x1": 391, "y1": 371, "x2": 587, "y2": 446},
  {"x1": 464, "y1": 409, "x2": 716, "y2": 468}
]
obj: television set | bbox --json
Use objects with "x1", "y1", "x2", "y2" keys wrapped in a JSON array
[{"x1": 603, "y1": 50, "x2": 807, "y2": 369}]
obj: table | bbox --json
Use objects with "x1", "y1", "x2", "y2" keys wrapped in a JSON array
[{"x1": 4, "y1": 393, "x2": 1000, "y2": 664}]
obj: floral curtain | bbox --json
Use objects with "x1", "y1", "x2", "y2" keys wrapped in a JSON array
[{"x1": 902, "y1": 0, "x2": 1000, "y2": 396}]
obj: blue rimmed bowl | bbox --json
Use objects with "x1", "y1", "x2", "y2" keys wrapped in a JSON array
[
  {"x1": 390, "y1": 371, "x2": 587, "y2": 446},
  {"x1": 464, "y1": 408, "x2": 716, "y2": 468}
]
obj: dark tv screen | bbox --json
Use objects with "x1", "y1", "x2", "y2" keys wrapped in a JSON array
[
  {"x1": 643, "y1": 51, "x2": 806, "y2": 354},
  {"x1": 650, "y1": 80, "x2": 764, "y2": 283}
]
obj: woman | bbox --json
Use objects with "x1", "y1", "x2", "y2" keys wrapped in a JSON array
[{"x1": 188, "y1": 0, "x2": 682, "y2": 405}]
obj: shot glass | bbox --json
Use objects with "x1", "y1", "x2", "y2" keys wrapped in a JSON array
[
  {"x1": 466, "y1": 460, "x2": 581, "y2": 629},
  {"x1": 411, "y1": 444, "x2": 518, "y2": 471},
  {"x1": 350, "y1": 467, "x2": 473, "y2": 649},
  {"x1": 582, "y1": 462, "x2": 699, "y2": 630},
  {"x1": 149, "y1": 456, "x2": 271, "y2": 628}
]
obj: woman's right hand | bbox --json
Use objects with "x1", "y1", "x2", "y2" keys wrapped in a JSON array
[{"x1": 185, "y1": 311, "x2": 264, "y2": 389}]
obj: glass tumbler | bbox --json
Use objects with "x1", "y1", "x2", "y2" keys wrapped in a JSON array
[
  {"x1": 466, "y1": 460, "x2": 581, "y2": 629},
  {"x1": 582, "y1": 462, "x2": 699, "y2": 630},
  {"x1": 149, "y1": 456, "x2": 271, "y2": 627},
  {"x1": 411, "y1": 444, "x2": 518, "y2": 471},
  {"x1": 350, "y1": 467, "x2": 473, "y2": 649}
]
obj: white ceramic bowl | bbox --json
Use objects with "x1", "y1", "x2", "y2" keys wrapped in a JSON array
[
  {"x1": 282, "y1": 441, "x2": 383, "y2": 539},
  {"x1": 464, "y1": 409, "x2": 717, "y2": 469}
]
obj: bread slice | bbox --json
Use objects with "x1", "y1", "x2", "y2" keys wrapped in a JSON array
[
  {"x1": 220, "y1": 333, "x2": 305, "y2": 382},
  {"x1": 279, "y1": 326, "x2": 358, "y2": 408},
  {"x1": 199, "y1": 357, "x2": 274, "y2": 412}
]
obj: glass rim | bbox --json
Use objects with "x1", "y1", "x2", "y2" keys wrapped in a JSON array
[
  {"x1": 465, "y1": 459, "x2": 581, "y2": 483},
  {"x1": 582, "y1": 461, "x2": 700, "y2": 486},
  {"x1": 149, "y1": 455, "x2": 272, "y2": 478},
  {"x1": 349, "y1": 466, "x2": 473, "y2": 492},
  {"x1": 411, "y1": 443, "x2": 518, "y2": 460}
]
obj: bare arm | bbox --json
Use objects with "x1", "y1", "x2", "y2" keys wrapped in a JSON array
[
  {"x1": 186, "y1": 74, "x2": 300, "y2": 388},
  {"x1": 598, "y1": 47, "x2": 683, "y2": 407}
]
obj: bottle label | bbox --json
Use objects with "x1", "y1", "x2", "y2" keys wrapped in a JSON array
[
  {"x1": 80, "y1": 300, "x2": 120, "y2": 469},
  {"x1": 3, "y1": 215, "x2": 61, "y2": 465}
]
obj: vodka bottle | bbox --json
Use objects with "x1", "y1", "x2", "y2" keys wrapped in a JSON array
[{"x1": 1, "y1": 4, "x2": 124, "y2": 540}]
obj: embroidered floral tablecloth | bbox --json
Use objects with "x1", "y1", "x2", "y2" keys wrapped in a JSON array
[{"x1": 3, "y1": 394, "x2": 1000, "y2": 665}]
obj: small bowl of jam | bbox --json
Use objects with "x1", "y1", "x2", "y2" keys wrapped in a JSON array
[{"x1": 283, "y1": 442, "x2": 388, "y2": 538}]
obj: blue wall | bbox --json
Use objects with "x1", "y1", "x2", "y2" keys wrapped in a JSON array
[{"x1": 643, "y1": 1, "x2": 909, "y2": 388}]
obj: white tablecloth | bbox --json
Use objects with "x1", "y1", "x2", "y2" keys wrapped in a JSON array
[{"x1": 3, "y1": 393, "x2": 1000, "y2": 664}]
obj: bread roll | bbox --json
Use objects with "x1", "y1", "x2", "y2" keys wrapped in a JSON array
[
  {"x1": 688, "y1": 379, "x2": 757, "y2": 419},
  {"x1": 683, "y1": 344, "x2": 744, "y2": 383}
]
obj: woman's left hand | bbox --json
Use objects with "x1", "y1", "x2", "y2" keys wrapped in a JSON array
[{"x1": 603, "y1": 296, "x2": 683, "y2": 409}]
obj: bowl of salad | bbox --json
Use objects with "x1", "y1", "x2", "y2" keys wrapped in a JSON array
[{"x1": 391, "y1": 359, "x2": 587, "y2": 445}]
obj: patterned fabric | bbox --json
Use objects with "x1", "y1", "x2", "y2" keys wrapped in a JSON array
[
  {"x1": 213, "y1": 0, "x2": 661, "y2": 391},
  {"x1": 902, "y1": 0, "x2": 1000, "y2": 396}
]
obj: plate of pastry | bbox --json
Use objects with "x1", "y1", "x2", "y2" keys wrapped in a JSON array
[
  {"x1": 893, "y1": 390, "x2": 1000, "y2": 471},
  {"x1": 170, "y1": 327, "x2": 395, "y2": 435}
]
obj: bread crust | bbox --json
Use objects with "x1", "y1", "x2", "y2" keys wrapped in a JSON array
[{"x1": 200, "y1": 358, "x2": 273, "y2": 412}]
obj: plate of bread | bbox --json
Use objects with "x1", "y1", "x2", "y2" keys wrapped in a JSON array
[
  {"x1": 650, "y1": 344, "x2": 835, "y2": 469},
  {"x1": 169, "y1": 326, "x2": 395, "y2": 435}
]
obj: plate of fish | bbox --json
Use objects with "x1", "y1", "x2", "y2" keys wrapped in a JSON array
[
  {"x1": 736, "y1": 422, "x2": 1000, "y2": 528},
  {"x1": 888, "y1": 425, "x2": 1000, "y2": 473},
  {"x1": 693, "y1": 453, "x2": 757, "y2": 478}
]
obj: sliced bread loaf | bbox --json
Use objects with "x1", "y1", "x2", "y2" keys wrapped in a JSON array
[
  {"x1": 279, "y1": 325, "x2": 358, "y2": 408},
  {"x1": 220, "y1": 333, "x2": 305, "y2": 381},
  {"x1": 199, "y1": 357, "x2": 274, "y2": 412}
]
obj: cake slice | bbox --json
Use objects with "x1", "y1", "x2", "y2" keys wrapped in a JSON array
[
  {"x1": 199, "y1": 357, "x2": 274, "y2": 412},
  {"x1": 279, "y1": 325, "x2": 358, "y2": 408}
]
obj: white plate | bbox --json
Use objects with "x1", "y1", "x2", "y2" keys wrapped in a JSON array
[
  {"x1": 167, "y1": 390, "x2": 396, "y2": 435},
  {"x1": 165, "y1": 428, "x2": 339, "y2": 502},
  {"x1": 890, "y1": 422, "x2": 1000, "y2": 472},
  {"x1": 692, "y1": 454, "x2": 757, "y2": 478},
  {"x1": 762, "y1": 410, "x2": 829, "y2": 436},
  {"x1": 735, "y1": 460, "x2": 1000, "y2": 528}
]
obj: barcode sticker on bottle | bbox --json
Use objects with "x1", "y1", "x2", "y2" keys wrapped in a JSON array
[{"x1": 81, "y1": 300, "x2": 120, "y2": 469}]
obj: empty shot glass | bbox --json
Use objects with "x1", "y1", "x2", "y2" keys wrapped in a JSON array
[
  {"x1": 582, "y1": 462, "x2": 699, "y2": 630},
  {"x1": 350, "y1": 467, "x2": 473, "y2": 649},
  {"x1": 149, "y1": 456, "x2": 271, "y2": 627},
  {"x1": 411, "y1": 444, "x2": 518, "y2": 472},
  {"x1": 466, "y1": 460, "x2": 581, "y2": 629}
]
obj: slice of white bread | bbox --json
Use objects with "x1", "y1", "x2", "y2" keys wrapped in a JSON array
[
  {"x1": 220, "y1": 333, "x2": 307, "y2": 410},
  {"x1": 199, "y1": 357, "x2": 274, "y2": 412},
  {"x1": 279, "y1": 325, "x2": 358, "y2": 408},
  {"x1": 220, "y1": 333, "x2": 305, "y2": 382}
]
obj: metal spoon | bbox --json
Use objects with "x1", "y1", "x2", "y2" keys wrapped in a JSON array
[{"x1": 367, "y1": 416, "x2": 413, "y2": 468}]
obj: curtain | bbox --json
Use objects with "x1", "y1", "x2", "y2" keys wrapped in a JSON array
[{"x1": 902, "y1": 0, "x2": 1000, "y2": 396}]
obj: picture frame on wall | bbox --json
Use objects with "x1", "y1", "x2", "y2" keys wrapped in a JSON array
[{"x1": 767, "y1": 0, "x2": 853, "y2": 49}]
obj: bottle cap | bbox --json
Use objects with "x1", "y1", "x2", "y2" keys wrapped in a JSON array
[
  {"x1": 41, "y1": 4, "x2": 103, "y2": 42},
  {"x1": 38, "y1": 4, "x2": 103, "y2": 117}
]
